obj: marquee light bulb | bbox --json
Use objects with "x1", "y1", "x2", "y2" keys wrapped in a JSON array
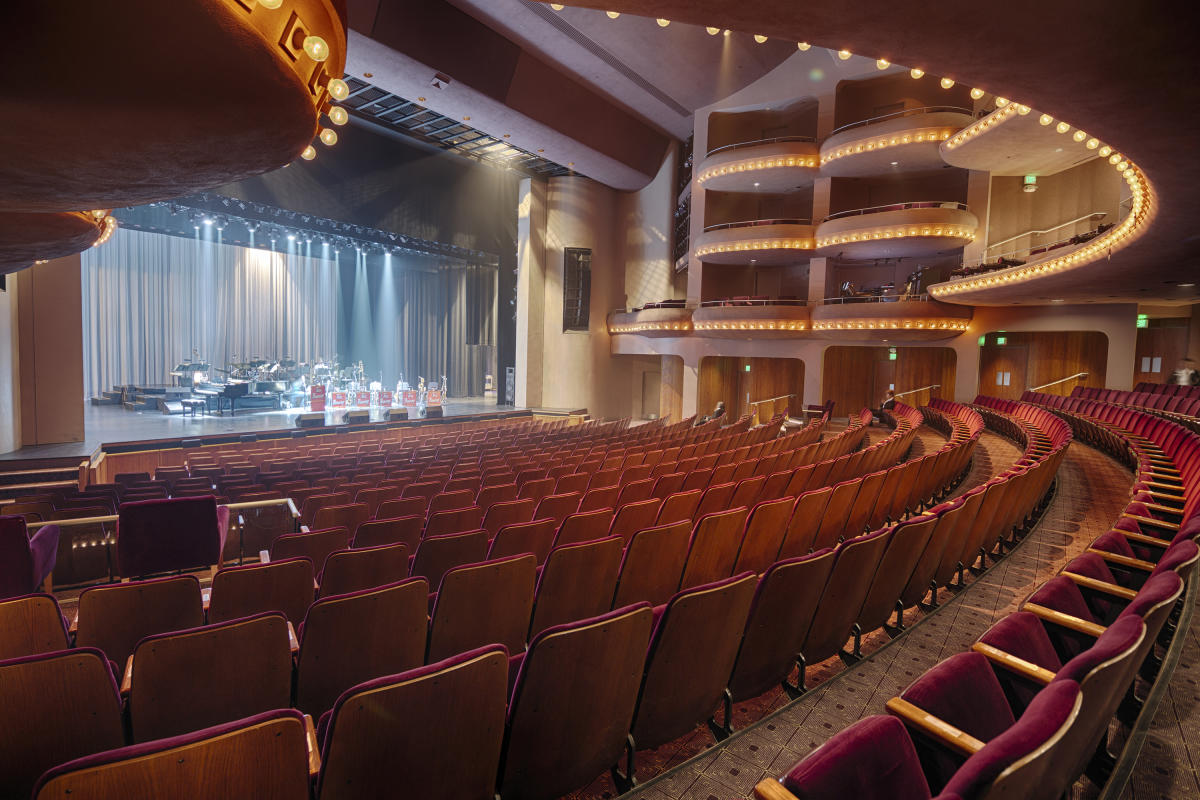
[
  {"x1": 970, "y1": 87, "x2": 985, "y2": 99},
  {"x1": 994, "y1": 97, "x2": 1008, "y2": 106},
  {"x1": 1055, "y1": 121, "x2": 1070, "y2": 134},
  {"x1": 259, "y1": 0, "x2": 283, "y2": 8},
  {"x1": 1086, "y1": 138, "x2": 1100, "y2": 149},
  {"x1": 837, "y1": 48, "x2": 852, "y2": 59},
  {"x1": 755, "y1": 34, "x2": 769, "y2": 43},
  {"x1": 706, "y1": 26, "x2": 720, "y2": 35},
  {"x1": 876, "y1": 58, "x2": 890, "y2": 70},
  {"x1": 319, "y1": 128, "x2": 338, "y2": 146},
  {"x1": 940, "y1": 77, "x2": 955, "y2": 89},
  {"x1": 605, "y1": 10, "x2": 619, "y2": 18},
  {"x1": 656, "y1": 18, "x2": 670, "y2": 27},
  {"x1": 550, "y1": 3, "x2": 564, "y2": 9},
  {"x1": 1039, "y1": 114, "x2": 1053, "y2": 126},
  {"x1": 328, "y1": 106, "x2": 348, "y2": 125},
  {"x1": 796, "y1": 41, "x2": 811, "y2": 50},
  {"x1": 1098, "y1": 145, "x2": 1112, "y2": 157},
  {"x1": 303, "y1": 35, "x2": 329, "y2": 62},
  {"x1": 327, "y1": 78, "x2": 349, "y2": 100},
  {"x1": 909, "y1": 68, "x2": 924, "y2": 79},
  {"x1": 301, "y1": 145, "x2": 316, "y2": 160}
]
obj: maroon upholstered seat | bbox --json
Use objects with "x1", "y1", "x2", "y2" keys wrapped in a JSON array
[
  {"x1": 127, "y1": 612, "x2": 292, "y2": 743},
  {"x1": 75, "y1": 574, "x2": 203, "y2": 666},
  {"x1": 0, "y1": 593, "x2": 69, "y2": 659},
  {"x1": 487, "y1": 519, "x2": 558, "y2": 565},
  {"x1": 296, "y1": 578, "x2": 429, "y2": 718},
  {"x1": 778, "y1": 715, "x2": 933, "y2": 800},
  {"x1": 428, "y1": 555, "x2": 536, "y2": 662},
  {"x1": 0, "y1": 647, "x2": 125, "y2": 800},
  {"x1": 115, "y1": 496, "x2": 229, "y2": 578},
  {"x1": 0, "y1": 516, "x2": 59, "y2": 600},
  {"x1": 612, "y1": 521, "x2": 690, "y2": 608},
  {"x1": 410, "y1": 529, "x2": 490, "y2": 589},
  {"x1": 33, "y1": 709, "x2": 311, "y2": 800},
  {"x1": 529, "y1": 535, "x2": 623, "y2": 639},
  {"x1": 208, "y1": 556, "x2": 315, "y2": 624},
  {"x1": 316, "y1": 646, "x2": 509, "y2": 800},
  {"x1": 318, "y1": 542, "x2": 410, "y2": 598},
  {"x1": 499, "y1": 604, "x2": 654, "y2": 800}
]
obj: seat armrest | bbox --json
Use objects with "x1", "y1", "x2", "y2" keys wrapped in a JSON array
[
  {"x1": 1086, "y1": 548, "x2": 1158, "y2": 573},
  {"x1": 885, "y1": 696, "x2": 985, "y2": 757},
  {"x1": 1122, "y1": 513, "x2": 1180, "y2": 531},
  {"x1": 1062, "y1": 571, "x2": 1139, "y2": 600},
  {"x1": 753, "y1": 779, "x2": 801, "y2": 800},
  {"x1": 287, "y1": 620, "x2": 300, "y2": 656},
  {"x1": 971, "y1": 642, "x2": 1056, "y2": 685},
  {"x1": 1115, "y1": 529, "x2": 1171, "y2": 549},
  {"x1": 1022, "y1": 602, "x2": 1107, "y2": 638},
  {"x1": 121, "y1": 655, "x2": 134, "y2": 696},
  {"x1": 304, "y1": 714, "x2": 321, "y2": 779}
]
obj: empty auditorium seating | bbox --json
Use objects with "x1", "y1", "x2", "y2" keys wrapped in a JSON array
[{"x1": 0, "y1": 515, "x2": 58, "y2": 599}]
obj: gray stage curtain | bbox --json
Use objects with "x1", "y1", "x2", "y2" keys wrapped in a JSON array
[
  {"x1": 393, "y1": 263, "x2": 495, "y2": 397},
  {"x1": 81, "y1": 227, "x2": 339, "y2": 398}
]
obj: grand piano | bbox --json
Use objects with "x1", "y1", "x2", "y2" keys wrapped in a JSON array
[{"x1": 195, "y1": 381, "x2": 249, "y2": 415}]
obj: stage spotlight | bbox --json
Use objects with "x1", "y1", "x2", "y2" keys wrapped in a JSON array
[
  {"x1": 203, "y1": 218, "x2": 213, "y2": 225},
  {"x1": 287, "y1": 234, "x2": 296, "y2": 241}
]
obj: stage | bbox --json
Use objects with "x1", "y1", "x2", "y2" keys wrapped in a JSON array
[{"x1": 0, "y1": 397, "x2": 513, "y2": 463}]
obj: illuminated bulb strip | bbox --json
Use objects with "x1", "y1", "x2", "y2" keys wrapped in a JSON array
[
  {"x1": 809, "y1": 318, "x2": 970, "y2": 332},
  {"x1": 608, "y1": 321, "x2": 693, "y2": 334},
  {"x1": 696, "y1": 154, "x2": 818, "y2": 184},
  {"x1": 695, "y1": 237, "x2": 816, "y2": 257},
  {"x1": 821, "y1": 127, "x2": 958, "y2": 165},
  {"x1": 929, "y1": 162, "x2": 1153, "y2": 298},
  {"x1": 93, "y1": 215, "x2": 118, "y2": 247},
  {"x1": 816, "y1": 226, "x2": 977, "y2": 249},
  {"x1": 693, "y1": 320, "x2": 809, "y2": 332},
  {"x1": 944, "y1": 103, "x2": 1022, "y2": 149}
]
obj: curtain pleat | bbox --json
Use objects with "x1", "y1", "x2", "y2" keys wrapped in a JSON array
[{"x1": 81, "y1": 228, "x2": 339, "y2": 398}]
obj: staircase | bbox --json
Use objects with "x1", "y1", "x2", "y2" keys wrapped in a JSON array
[{"x1": 0, "y1": 459, "x2": 80, "y2": 502}]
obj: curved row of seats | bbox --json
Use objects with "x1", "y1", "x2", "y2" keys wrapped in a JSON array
[
  {"x1": 0, "y1": 403, "x2": 995, "y2": 798},
  {"x1": 756, "y1": 397, "x2": 1198, "y2": 800}
]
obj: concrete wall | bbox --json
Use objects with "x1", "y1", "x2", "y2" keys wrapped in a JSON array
[
  {"x1": 0, "y1": 279, "x2": 20, "y2": 454},
  {"x1": 621, "y1": 145, "x2": 678, "y2": 311}
]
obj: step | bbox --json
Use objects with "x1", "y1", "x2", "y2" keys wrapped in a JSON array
[
  {"x1": 0, "y1": 479, "x2": 78, "y2": 501},
  {"x1": 0, "y1": 466, "x2": 80, "y2": 488},
  {"x1": 89, "y1": 395, "x2": 121, "y2": 406}
]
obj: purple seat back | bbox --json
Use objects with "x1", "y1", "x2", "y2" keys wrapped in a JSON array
[
  {"x1": 116, "y1": 496, "x2": 228, "y2": 578},
  {"x1": 0, "y1": 647, "x2": 124, "y2": 800},
  {"x1": 34, "y1": 709, "x2": 310, "y2": 800},
  {"x1": 0, "y1": 516, "x2": 58, "y2": 600},
  {"x1": 632, "y1": 572, "x2": 757, "y2": 749},
  {"x1": 782, "y1": 715, "x2": 932, "y2": 800},
  {"x1": 296, "y1": 577, "x2": 429, "y2": 718},
  {"x1": 500, "y1": 603, "x2": 654, "y2": 800},
  {"x1": 941, "y1": 680, "x2": 1081, "y2": 800},
  {"x1": 317, "y1": 645, "x2": 509, "y2": 800}
]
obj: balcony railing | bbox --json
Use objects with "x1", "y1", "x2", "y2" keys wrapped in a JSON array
[
  {"x1": 699, "y1": 297, "x2": 808, "y2": 307},
  {"x1": 702, "y1": 218, "x2": 812, "y2": 233},
  {"x1": 830, "y1": 106, "x2": 974, "y2": 136},
  {"x1": 705, "y1": 135, "x2": 817, "y2": 158},
  {"x1": 820, "y1": 293, "x2": 932, "y2": 304},
  {"x1": 824, "y1": 201, "x2": 968, "y2": 222}
]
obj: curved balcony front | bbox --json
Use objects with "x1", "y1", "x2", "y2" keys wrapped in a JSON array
[
  {"x1": 815, "y1": 204, "x2": 978, "y2": 259},
  {"x1": 695, "y1": 138, "x2": 820, "y2": 193},
  {"x1": 692, "y1": 301, "x2": 812, "y2": 338},
  {"x1": 695, "y1": 220, "x2": 816, "y2": 265},
  {"x1": 809, "y1": 298, "x2": 972, "y2": 341},
  {"x1": 607, "y1": 305, "x2": 693, "y2": 337},
  {"x1": 819, "y1": 107, "x2": 975, "y2": 177}
]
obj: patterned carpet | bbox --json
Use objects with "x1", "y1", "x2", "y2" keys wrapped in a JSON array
[{"x1": 601, "y1": 432, "x2": 1136, "y2": 800}]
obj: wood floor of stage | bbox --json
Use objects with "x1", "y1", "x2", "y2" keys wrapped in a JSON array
[{"x1": 0, "y1": 397, "x2": 518, "y2": 462}]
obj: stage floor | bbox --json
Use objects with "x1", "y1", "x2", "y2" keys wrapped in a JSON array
[{"x1": 0, "y1": 397, "x2": 508, "y2": 462}]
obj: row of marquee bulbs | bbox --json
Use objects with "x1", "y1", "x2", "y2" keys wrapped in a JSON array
[{"x1": 300, "y1": 77, "x2": 352, "y2": 161}]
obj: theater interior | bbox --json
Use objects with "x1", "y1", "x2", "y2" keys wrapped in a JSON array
[{"x1": 1, "y1": 1, "x2": 1198, "y2": 798}]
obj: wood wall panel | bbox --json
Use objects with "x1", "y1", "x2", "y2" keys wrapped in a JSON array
[
  {"x1": 17, "y1": 255, "x2": 85, "y2": 445},
  {"x1": 977, "y1": 331, "x2": 1108, "y2": 399},
  {"x1": 660, "y1": 355, "x2": 684, "y2": 422},
  {"x1": 698, "y1": 357, "x2": 804, "y2": 422},
  {"x1": 822, "y1": 346, "x2": 956, "y2": 416},
  {"x1": 1134, "y1": 322, "x2": 1190, "y2": 386}
]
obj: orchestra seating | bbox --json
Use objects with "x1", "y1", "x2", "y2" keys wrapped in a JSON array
[
  {"x1": 755, "y1": 395, "x2": 1199, "y2": 800},
  {"x1": 3, "y1": 398, "x2": 1148, "y2": 798}
]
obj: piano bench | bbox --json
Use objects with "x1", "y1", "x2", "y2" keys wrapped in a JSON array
[{"x1": 181, "y1": 399, "x2": 207, "y2": 417}]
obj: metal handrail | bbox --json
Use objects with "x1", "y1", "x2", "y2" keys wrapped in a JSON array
[
  {"x1": 985, "y1": 212, "x2": 1107, "y2": 252},
  {"x1": 705, "y1": 135, "x2": 817, "y2": 158},
  {"x1": 1030, "y1": 373, "x2": 1088, "y2": 392},
  {"x1": 698, "y1": 298, "x2": 808, "y2": 307},
  {"x1": 830, "y1": 106, "x2": 974, "y2": 136},
  {"x1": 702, "y1": 218, "x2": 811, "y2": 232},
  {"x1": 24, "y1": 497, "x2": 300, "y2": 531},
  {"x1": 956, "y1": 224, "x2": 1113, "y2": 272},
  {"x1": 820, "y1": 294, "x2": 932, "y2": 304},
  {"x1": 749, "y1": 393, "x2": 797, "y2": 407},
  {"x1": 895, "y1": 384, "x2": 940, "y2": 399},
  {"x1": 823, "y1": 201, "x2": 968, "y2": 222}
]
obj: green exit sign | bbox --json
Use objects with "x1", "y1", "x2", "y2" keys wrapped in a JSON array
[
  {"x1": 996, "y1": 336, "x2": 1007, "y2": 345},
  {"x1": 978, "y1": 335, "x2": 986, "y2": 346},
  {"x1": 744, "y1": 364, "x2": 751, "y2": 372},
  {"x1": 1136, "y1": 315, "x2": 1149, "y2": 329}
]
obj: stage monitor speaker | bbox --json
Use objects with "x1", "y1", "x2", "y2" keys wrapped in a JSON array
[
  {"x1": 384, "y1": 408, "x2": 408, "y2": 421},
  {"x1": 344, "y1": 409, "x2": 370, "y2": 425},
  {"x1": 296, "y1": 412, "x2": 326, "y2": 429},
  {"x1": 425, "y1": 406, "x2": 443, "y2": 418}
]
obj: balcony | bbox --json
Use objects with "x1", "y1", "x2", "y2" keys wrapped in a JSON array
[
  {"x1": 940, "y1": 102, "x2": 1097, "y2": 176},
  {"x1": 607, "y1": 303, "x2": 692, "y2": 337},
  {"x1": 814, "y1": 202, "x2": 978, "y2": 259},
  {"x1": 810, "y1": 297, "x2": 972, "y2": 341},
  {"x1": 692, "y1": 299, "x2": 811, "y2": 338},
  {"x1": 819, "y1": 107, "x2": 975, "y2": 177},
  {"x1": 695, "y1": 138, "x2": 820, "y2": 193},
  {"x1": 694, "y1": 219, "x2": 816, "y2": 265}
]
